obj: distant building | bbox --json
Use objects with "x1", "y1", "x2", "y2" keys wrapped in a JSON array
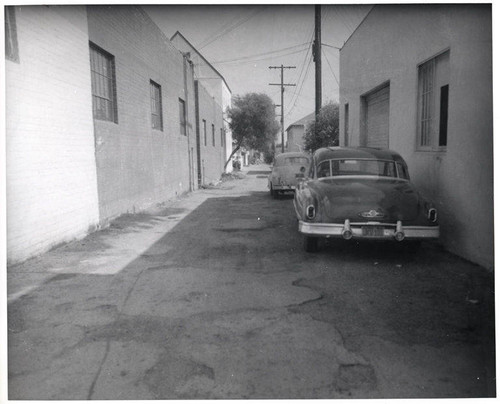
[
  {"x1": 171, "y1": 31, "x2": 233, "y2": 176},
  {"x1": 285, "y1": 112, "x2": 315, "y2": 153},
  {"x1": 339, "y1": 4, "x2": 493, "y2": 269}
]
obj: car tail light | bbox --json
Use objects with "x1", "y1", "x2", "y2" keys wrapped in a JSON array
[
  {"x1": 428, "y1": 208, "x2": 437, "y2": 223},
  {"x1": 306, "y1": 205, "x2": 315, "y2": 220}
]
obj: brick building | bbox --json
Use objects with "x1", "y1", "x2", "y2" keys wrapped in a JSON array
[
  {"x1": 171, "y1": 31, "x2": 233, "y2": 175},
  {"x1": 6, "y1": 5, "x2": 231, "y2": 264}
]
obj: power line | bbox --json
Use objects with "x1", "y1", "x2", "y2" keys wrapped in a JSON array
[
  {"x1": 322, "y1": 48, "x2": 339, "y2": 86},
  {"x1": 198, "y1": 8, "x2": 263, "y2": 50},
  {"x1": 287, "y1": 26, "x2": 315, "y2": 110},
  {"x1": 286, "y1": 52, "x2": 313, "y2": 118},
  {"x1": 210, "y1": 42, "x2": 310, "y2": 64}
]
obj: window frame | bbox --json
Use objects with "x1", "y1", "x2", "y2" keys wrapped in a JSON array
[
  {"x1": 150, "y1": 80, "x2": 163, "y2": 131},
  {"x1": 179, "y1": 98, "x2": 186, "y2": 136},
  {"x1": 89, "y1": 42, "x2": 118, "y2": 123},
  {"x1": 5, "y1": 6, "x2": 19, "y2": 63},
  {"x1": 203, "y1": 119, "x2": 207, "y2": 146},
  {"x1": 416, "y1": 49, "x2": 450, "y2": 152}
]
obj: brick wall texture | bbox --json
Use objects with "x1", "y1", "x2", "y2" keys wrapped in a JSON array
[
  {"x1": 87, "y1": 5, "x2": 201, "y2": 222},
  {"x1": 7, "y1": 5, "x2": 228, "y2": 264},
  {"x1": 6, "y1": 6, "x2": 100, "y2": 264}
]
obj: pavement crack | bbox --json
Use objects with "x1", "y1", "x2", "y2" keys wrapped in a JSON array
[{"x1": 87, "y1": 339, "x2": 110, "y2": 399}]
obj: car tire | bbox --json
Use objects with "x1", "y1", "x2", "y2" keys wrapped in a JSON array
[
  {"x1": 303, "y1": 235, "x2": 319, "y2": 252},
  {"x1": 270, "y1": 184, "x2": 277, "y2": 199}
]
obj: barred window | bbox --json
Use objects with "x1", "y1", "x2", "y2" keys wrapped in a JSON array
[
  {"x1": 89, "y1": 43, "x2": 117, "y2": 123},
  {"x1": 417, "y1": 50, "x2": 449, "y2": 150},
  {"x1": 203, "y1": 120, "x2": 207, "y2": 146},
  {"x1": 5, "y1": 6, "x2": 19, "y2": 62},
  {"x1": 179, "y1": 98, "x2": 186, "y2": 136},
  {"x1": 150, "y1": 80, "x2": 163, "y2": 130}
]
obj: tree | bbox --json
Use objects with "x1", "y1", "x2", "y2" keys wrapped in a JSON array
[
  {"x1": 225, "y1": 93, "x2": 280, "y2": 169},
  {"x1": 303, "y1": 102, "x2": 339, "y2": 152}
]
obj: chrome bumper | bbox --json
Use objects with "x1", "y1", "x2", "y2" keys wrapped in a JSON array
[
  {"x1": 273, "y1": 185, "x2": 296, "y2": 191},
  {"x1": 298, "y1": 220, "x2": 439, "y2": 240}
]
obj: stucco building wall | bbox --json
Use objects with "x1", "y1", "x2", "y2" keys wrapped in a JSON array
[
  {"x1": 195, "y1": 82, "x2": 226, "y2": 185},
  {"x1": 339, "y1": 4, "x2": 493, "y2": 269},
  {"x1": 87, "y1": 6, "x2": 198, "y2": 223},
  {"x1": 171, "y1": 32, "x2": 233, "y2": 172},
  {"x1": 286, "y1": 125, "x2": 306, "y2": 152},
  {"x1": 6, "y1": 6, "x2": 100, "y2": 264}
]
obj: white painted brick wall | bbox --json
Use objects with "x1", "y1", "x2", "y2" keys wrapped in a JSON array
[{"x1": 6, "y1": 6, "x2": 100, "y2": 264}]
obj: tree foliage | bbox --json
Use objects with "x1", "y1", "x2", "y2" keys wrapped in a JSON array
[
  {"x1": 225, "y1": 93, "x2": 280, "y2": 168},
  {"x1": 303, "y1": 102, "x2": 339, "y2": 152}
]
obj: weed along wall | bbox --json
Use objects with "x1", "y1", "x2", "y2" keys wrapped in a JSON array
[{"x1": 87, "y1": 5, "x2": 198, "y2": 224}]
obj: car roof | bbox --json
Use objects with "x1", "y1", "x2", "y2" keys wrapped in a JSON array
[
  {"x1": 275, "y1": 152, "x2": 310, "y2": 161},
  {"x1": 314, "y1": 147, "x2": 405, "y2": 162}
]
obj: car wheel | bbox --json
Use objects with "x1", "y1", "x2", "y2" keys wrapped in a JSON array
[
  {"x1": 270, "y1": 184, "x2": 277, "y2": 199},
  {"x1": 303, "y1": 235, "x2": 319, "y2": 252}
]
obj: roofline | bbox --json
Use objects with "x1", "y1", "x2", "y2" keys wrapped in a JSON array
[
  {"x1": 285, "y1": 123, "x2": 304, "y2": 132},
  {"x1": 340, "y1": 5, "x2": 376, "y2": 52},
  {"x1": 171, "y1": 30, "x2": 232, "y2": 94}
]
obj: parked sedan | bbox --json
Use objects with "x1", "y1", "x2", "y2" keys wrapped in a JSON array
[
  {"x1": 294, "y1": 147, "x2": 439, "y2": 252},
  {"x1": 268, "y1": 152, "x2": 311, "y2": 198}
]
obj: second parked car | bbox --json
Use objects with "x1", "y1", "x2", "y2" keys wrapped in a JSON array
[{"x1": 268, "y1": 152, "x2": 311, "y2": 198}]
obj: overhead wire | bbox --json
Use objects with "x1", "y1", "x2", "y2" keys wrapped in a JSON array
[
  {"x1": 322, "y1": 47, "x2": 339, "y2": 86},
  {"x1": 286, "y1": 25, "x2": 315, "y2": 117},
  {"x1": 210, "y1": 42, "x2": 310, "y2": 65},
  {"x1": 198, "y1": 7, "x2": 263, "y2": 50}
]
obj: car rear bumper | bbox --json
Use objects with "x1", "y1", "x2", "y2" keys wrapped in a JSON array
[
  {"x1": 272, "y1": 184, "x2": 296, "y2": 191},
  {"x1": 298, "y1": 220, "x2": 439, "y2": 240}
]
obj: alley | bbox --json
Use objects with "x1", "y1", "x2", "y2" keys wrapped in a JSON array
[{"x1": 7, "y1": 165, "x2": 495, "y2": 399}]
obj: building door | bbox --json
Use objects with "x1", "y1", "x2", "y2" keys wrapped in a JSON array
[{"x1": 363, "y1": 85, "x2": 390, "y2": 148}]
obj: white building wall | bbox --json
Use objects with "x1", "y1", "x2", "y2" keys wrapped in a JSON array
[
  {"x1": 339, "y1": 5, "x2": 493, "y2": 269},
  {"x1": 222, "y1": 83, "x2": 233, "y2": 172},
  {"x1": 6, "y1": 6, "x2": 100, "y2": 264}
]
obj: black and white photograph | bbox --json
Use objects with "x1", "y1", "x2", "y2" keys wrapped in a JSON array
[{"x1": 3, "y1": 1, "x2": 496, "y2": 400}]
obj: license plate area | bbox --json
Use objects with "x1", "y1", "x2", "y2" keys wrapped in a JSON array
[{"x1": 362, "y1": 226, "x2": 384, "y2": 237}]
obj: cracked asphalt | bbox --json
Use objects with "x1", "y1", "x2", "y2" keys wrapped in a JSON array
[{"x1": 7, "y1": 164, "x2": 496, "y2": 399}]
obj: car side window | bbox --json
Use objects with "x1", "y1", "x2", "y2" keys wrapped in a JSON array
[
  {"x1": 317, "y1": 161, "x2": 331, "y2": 178},
  {"x1": 396, "y1": 162, "x2": 410, "y2": 180}
]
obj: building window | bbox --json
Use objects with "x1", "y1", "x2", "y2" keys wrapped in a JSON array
[
  {"x1": 344, "y1": 103, "x2": 349, "y2": 146},
  {"x1": 179, "y1": 98, "x2": 186, "y2": 136},
  {"x1": 221, "y1": 128, "x2": 224, "y2": 147},
  {"x1": 89, "y1": 43, "x2": 117, "y2": 123},
  {"x1": 203, "y1": 119, "x2": 207, "y2": 146},
  {"x1": 417, "y1": 50, "x2": 449, "y2": 150},
  {"x1": 5, "y1": 7, "x2": 19, "y2": 62},
  {"x1": 150, "y1": 80, "x2": 163, "y2": 131},
  {"x1": 212, "y1": 124, "x2": 215, "y2": 146}
]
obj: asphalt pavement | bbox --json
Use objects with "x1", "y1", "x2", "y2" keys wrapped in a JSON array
[{"x1": 6, "y1": 163, "x2": 496, "y2": 399}]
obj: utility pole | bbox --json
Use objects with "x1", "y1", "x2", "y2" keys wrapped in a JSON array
[
  {"x1": 313, "y1": 4, "x2": 322, "y2": 118},
  {"x1": 269, "y1": 65, "x2": 296, "y2": 153}
]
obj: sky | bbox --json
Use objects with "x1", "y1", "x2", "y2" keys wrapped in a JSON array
[{"x1": 144, "y1": 4, "x2": 372, "y2": 129}]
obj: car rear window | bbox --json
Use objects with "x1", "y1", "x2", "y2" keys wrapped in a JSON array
[
  {"x1": 317, "y1": 159, "x2": 400, "y2": 178},
  {"x1": 275, "y1": 156, "x2": 309, "y2": 166}
]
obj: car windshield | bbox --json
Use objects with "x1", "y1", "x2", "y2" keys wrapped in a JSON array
[
  {"x1": 275, "y1": 157, "x2": 309, "y2": 167},
  {"x1": 317, "y1": 159, "x2": 403, "y2": 178}
]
